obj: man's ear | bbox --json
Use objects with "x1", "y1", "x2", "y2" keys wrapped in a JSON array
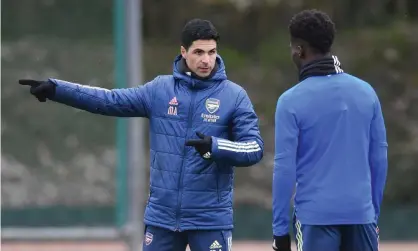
[
  {"x1": 180, "y1": 46, "x2": 187, "y2": 58},
  {"x1": 297, "y1": 45, "x2": 304, "y2": 58}
]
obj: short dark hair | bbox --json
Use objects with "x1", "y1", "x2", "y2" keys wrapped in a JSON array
[
  {"x1": 289, "y1": 9, "x2": 335, "y2": 54},
  {"x1": 181, "y1": 19, "x2": 220, "y2": 50}
]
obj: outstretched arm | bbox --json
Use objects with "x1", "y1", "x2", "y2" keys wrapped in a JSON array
[
  {"x1": 48, "y1": 77, "x2": 158, "y2": 118},
  {"x1": 210, "y1": 89, "x2": 264, "y2": 167}
]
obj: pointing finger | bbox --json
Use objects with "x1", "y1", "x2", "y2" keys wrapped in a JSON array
[
  {"x1": 18, "y1": 79, "x2": 40, "y2": 87},
  {"x1": 185, "y1": 139, "x2": 203, "y2": 146}
]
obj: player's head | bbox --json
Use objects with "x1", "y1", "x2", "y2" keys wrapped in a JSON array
[
  {"x1": 288, "y1": 9, "x2": 336, "y2": 70},
  {"x1": 180, "y1": 19, "x2": 220, "y2": 78}
]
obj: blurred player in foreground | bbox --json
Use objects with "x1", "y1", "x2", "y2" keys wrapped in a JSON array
[
  {"x1": 271, "y1": 9, "x2": 388, "y2": 251},
  {"x1": 19, "y1": 19, "x2": 264, "y2": 251}
]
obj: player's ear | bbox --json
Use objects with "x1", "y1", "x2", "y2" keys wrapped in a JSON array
[
  {"x1": 180, "y1": 46, "x2": 187, "y2": 59},
  {"x1": 297, "y1": 45, "x2": 305, "y2": 58}
]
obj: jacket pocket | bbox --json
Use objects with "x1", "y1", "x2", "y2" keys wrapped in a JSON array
[{"x1": 148, "y1": 151, "x2": 157, "y2": 204}]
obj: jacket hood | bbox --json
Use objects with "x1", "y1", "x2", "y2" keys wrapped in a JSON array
[{"x1": 172, "y1": 54, "x2": 227, "y2": 89}]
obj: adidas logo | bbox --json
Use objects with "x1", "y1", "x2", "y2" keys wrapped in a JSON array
[
  {"x1": 169, "y1": 97, "x2": 178, "y2": 106},
  {"x1": 209, "y1": 240, "x2": 222, "y2": 249}
]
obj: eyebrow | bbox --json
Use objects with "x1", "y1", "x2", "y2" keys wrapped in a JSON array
[{"x1": 193, "y1": 48, "x2": 217, "y2": 52}]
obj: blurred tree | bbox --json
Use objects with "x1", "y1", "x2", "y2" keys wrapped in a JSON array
[{"x1": 2, "y1": 0, "x2": 418, "y2": 210}]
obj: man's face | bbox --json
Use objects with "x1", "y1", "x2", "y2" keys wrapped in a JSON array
[{"x1": 181, "y1": 39, "x2": 217, "y2": 78}]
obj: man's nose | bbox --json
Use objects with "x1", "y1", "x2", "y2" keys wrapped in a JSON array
[{"x1": 201, "y1": 54, "x2": 210, "y2": 64}]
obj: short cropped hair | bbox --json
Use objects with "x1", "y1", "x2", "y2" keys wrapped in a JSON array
[
  {"x1": 181, "y1": 19, "x2": 220, "y2": 50},
  {"x1": 289, "y1": 9, "x2": 336, "y2": 54}
]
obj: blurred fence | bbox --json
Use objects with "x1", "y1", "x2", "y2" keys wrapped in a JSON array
[{"x1": 2, "y1": 0, "x2": 418, "y2": 241}]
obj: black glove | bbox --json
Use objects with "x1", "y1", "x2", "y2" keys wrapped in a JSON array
[
  {"x1": 272, "y1": 234, "x2": 291, "y2": 251},
  {"x1": 19, "y1": 79, "x2": 56, "y2": 102},
  {"x1": 185, "y1": 132, "x2": 212, "y2": 159}
]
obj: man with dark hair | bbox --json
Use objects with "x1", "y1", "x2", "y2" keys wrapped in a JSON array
[
  {"x1": 271, "y1": 9, "x2": 387, "y2": 251},
  {"x1": 19, "y1": 18, "x2": 264, "y2": 251}
]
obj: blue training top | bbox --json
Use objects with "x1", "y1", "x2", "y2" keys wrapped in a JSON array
[{"x1": 272, "y1": 72, "x2": 388, "y2": 236}]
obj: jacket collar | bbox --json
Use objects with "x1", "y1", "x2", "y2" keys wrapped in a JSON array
[
  {"x1": 172, "y1": 55, "x2": 227, "y2": 90},
  {"x1": 299, "y1": 55, "x2": 344, "y2": 82}
]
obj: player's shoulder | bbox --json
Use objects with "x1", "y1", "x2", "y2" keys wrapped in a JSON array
[
  {"x1": 218, "y1": 79, "x2": 250, "y2": 101},
  {"x1": 221, "y1": 79, "x2": 246, "y2": 92},
  {"x1": 277, "y1": 82, "x2": 302, "y2": 105},
  {"x1": 142, "y1": 75, "x2": 175, "y2": 91},
  {"x1": 340, "y1": 73, "x2": 379, "y2": 98},
  {"x1": 151, "y1": 74, "x2": 175, "y2": 85},
  {"x1": 340, "y1": 72, "x2": 370, "y2": 84}
]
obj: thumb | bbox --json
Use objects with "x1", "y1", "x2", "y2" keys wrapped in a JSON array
[
  {"x1": 196, "y1": 132, "x2": 205, "y2": 139},
  {"x1": 19, "y1": 79, "x2": 41, "y2": 87},
  {"x1": 37, "y1": 96, "x2": 47, "y2": 102}
]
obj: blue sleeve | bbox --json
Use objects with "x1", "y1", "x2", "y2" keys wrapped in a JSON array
[
  {"x1": 211, "y1": 89, "x2": 264, "y2": 167},
  {"x1": 272, "y1": 94, "x2": 298, "y2": 236},
  {"x1": 48, "y1": 77, "x2": 157, "y2": 118},
  {"x1": 369, "y1": 93, "x2": 388, "y2": 222}
]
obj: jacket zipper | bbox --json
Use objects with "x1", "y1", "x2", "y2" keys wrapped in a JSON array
[
  {"x1": 217, "y1": 172, "x2": 220, "y2": 203},
  {"x1": 175, "y1": 78, "x2": 196, "y2": 231}
]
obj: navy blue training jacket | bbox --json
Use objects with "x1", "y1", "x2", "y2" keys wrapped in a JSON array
[{"x1": 49, "y1": 55, "x2": 264, "y2": 231}]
